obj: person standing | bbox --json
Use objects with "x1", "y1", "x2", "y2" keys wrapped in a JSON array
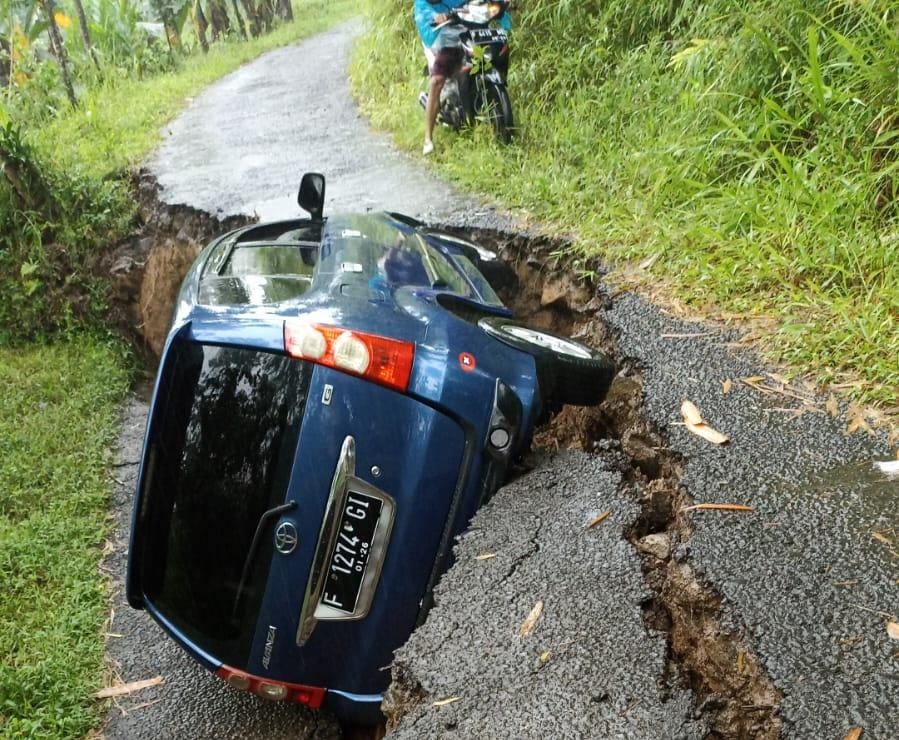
[
  {"x1": 414, "y1": 0, "x2": 512, "y2": 155},
  {"x1": 414, "y1": 0, "x2": 466, "y2": 155}
]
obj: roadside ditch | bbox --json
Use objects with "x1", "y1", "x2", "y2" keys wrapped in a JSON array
[{"x1": 103, "y1": 181, "x2": 783, "y2": 738}]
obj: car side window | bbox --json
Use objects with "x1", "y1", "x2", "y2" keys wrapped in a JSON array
[{"x1": 404, "y1": 235, "x2": 473, "y2": 295}]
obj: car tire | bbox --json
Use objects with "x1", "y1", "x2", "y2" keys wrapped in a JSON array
[{"x1": 478, "y1": 317, "x2": 614, "y2": 406}]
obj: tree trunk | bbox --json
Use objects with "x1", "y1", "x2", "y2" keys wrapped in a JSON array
[
  {"x1": 239, "y1": 0, "x2": 261, "y2": 37},
  {"x1": 151, "y1": 0, "x2": 183, "y2": 53},
  {"x1": 194, "y1": 1, "x2": 209, "y2": 53},
  {"x1": 39, "y1": 0, "x2": 78, "y2": 107},
  {"x1": 256, "y1": 0, "x2": 274, "y2": 33},
  {"x1": 276, "y1": 0, "x2": 292, "y2": 22},
  {"x1": 72, "y1": 0, "x2": 100, "y2": 70},
  {"x1": 229, "y1": 0, "x2": 248, "y2": 40},
  {"x1": 0, "y1": 37, "x2": 11, "y2": 87},
  {"x1": 208, "y1": 0, "x2": 230, "y2": 41}
]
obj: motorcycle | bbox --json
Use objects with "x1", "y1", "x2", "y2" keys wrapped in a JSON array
[{"x1": 418, "y1": 0, "x2": 514, "y2": 143}]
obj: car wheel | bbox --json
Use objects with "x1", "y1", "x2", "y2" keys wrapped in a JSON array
[{"x1": 478, "y1": 317, "x2": 615, "y2": 406}]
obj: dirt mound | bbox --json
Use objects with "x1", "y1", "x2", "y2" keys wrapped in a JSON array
[{"x1": 102, "y1": 171, "x2": 251, "y2": 361}]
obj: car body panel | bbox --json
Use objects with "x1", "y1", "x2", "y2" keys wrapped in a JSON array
[{"x1": 127, "y1": 209, "x2": 553, "y2": 722}]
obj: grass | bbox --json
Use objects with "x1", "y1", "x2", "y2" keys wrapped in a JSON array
[
  {"x1": 0, "y1": 339, "x2": 129, "y2": 738},
  {"x1": 350, "y1": 0, "x2": 899, "y2": 407}
]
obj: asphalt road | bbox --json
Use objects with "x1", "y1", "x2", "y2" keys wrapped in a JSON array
[{"x1": 107, "y1": 15, "x2": 898, "y2": 739}]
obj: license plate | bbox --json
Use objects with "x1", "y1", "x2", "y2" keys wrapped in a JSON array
[
  {"x1": 319, "y1": 492, "x2": 383, "y2": 614},
  {"x1": 471, "y1": 28, "x2": 507, "y2": 44}
]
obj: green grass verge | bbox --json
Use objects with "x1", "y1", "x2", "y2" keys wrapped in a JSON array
[
  {"x1": 30, "y1": 0, "x2": 356, "y2": 179},
  {"x1": 0, "y1": 339, "x2": 129, "y2": 738},
  {"x1": 351, "y1": 0, "x2": 898, "y2": 406}
]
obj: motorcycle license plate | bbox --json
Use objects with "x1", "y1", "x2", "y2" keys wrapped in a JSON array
[{"x1": 471, "y1": 28, "x2": 507, "y2": 45}]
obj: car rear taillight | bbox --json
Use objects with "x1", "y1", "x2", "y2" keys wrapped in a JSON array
[
  {"x1": 284, "y1": 320, "x2": 414, "y2": 392},
  {"x1": 216, "y1": 666, "x2": 326, "y2": 707}
]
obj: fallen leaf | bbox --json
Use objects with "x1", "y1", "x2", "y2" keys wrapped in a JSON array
[
  {"x1": 850, "y1": 602, "x2": 896, "y2": 620},
  {"x1": 845, "y1": 728, "x2": 863, "y2": 740},
  {"x1": 722, "y1": 379, "x2": 733, "y2": 395},
  {"x1": 875, "y1": 460, "x2": 899, "y2": 477},
  {"x1": 474, "y1": 552, "x2": 497, "y2": 561},
  {"x1": 638, "y1": 253, "x2": 660, "y2": 271},
  {"x1": 681, "y1": 503, "x2": 754, "y2": 514},
  {"x1": 95, "y1": 676, "x2": 163, "y2": 699},
  {"x1": 825, "y1": 397, "x2": 839, "y2": 418},
  {"x1": 681, "y1": 400, "x2": 730, "y2": 445},
  {"x1": 518, "y1": 600, "x2": 544, "y2": 637},
  {"x1": 681, "y1": 400, "x2": 704, "y2": 425},
  {"x1": 432, "y1": 696, "x2": 460, "y2": 707},
  {"x1": 586, "y1": 511, "x2": 611, "y2": 529},
  {"x1": 887, "y1": 622, "x2": 899, "y2": 641},
  {"x1": 539, "y1": 650, "x2": 551, "y2": 664},
  {"x1": 872, "y1": 532, "x2": 892, "y2": 545},
  {"x1": 846, "y1": 404, "x2": 872, "y2": 435}
]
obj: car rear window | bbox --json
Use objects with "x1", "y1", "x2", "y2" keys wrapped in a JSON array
[{"x1": 138, "y1": 339, "x2": 310, "y2": 666}]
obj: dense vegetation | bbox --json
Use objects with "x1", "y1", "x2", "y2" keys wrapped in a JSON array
[
  {"x1": 0, "y1": 2, "x2": 353, "y2": 735},
  {"x1": 352, "y1": 0, "x2": 898, "y2": 404}
]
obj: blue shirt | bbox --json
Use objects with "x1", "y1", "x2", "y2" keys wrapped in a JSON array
[{"x1": 413, "y1": 0, "x2": 510, "y2": 49}]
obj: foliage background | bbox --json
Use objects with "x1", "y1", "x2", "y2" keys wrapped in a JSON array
[{"x1": 352, "y1": 0, "x2": 898, "y2": 404}]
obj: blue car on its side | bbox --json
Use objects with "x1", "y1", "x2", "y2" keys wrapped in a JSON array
[{"x1": 126, "y1": 174, "x2": 614, "y2": 724}]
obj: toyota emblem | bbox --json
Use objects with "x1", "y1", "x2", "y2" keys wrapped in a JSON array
[{"x1": 274, "y1": 521, "x2": 298, "y2": 555}]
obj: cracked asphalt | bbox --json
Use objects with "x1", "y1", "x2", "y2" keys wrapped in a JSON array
[{"x1": 107, "y1": 14, "x2": 898, "y2": 739}]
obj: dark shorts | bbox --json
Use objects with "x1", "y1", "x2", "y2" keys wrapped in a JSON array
[{"x1": 430, "y1": 46, "x2": 464, "y2": 78}]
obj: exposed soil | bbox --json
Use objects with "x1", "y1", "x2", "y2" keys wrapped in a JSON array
[
  {"x1": 100, "y1": 170, "x2": 252, "y2": 364},
  {"x1": 105, "y1": 182, "x2": 783, "y2": 738}
]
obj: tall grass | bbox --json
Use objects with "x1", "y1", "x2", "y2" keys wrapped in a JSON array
[{"x1": 352, "y1": 0, "x2": 898, "y2": 404}]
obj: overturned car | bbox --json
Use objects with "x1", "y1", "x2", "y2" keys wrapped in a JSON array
[{"x1": 126, "y1": 174, "x2": 614, "y2": 724}]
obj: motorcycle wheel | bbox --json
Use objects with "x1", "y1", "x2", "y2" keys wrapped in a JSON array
[{"x1": 484, "y1": 81, "x2": 514, "y2": 143}]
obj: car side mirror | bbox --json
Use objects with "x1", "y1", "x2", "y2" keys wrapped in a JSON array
[{"x1": 298, "y1": 173, "x2": 325, "y2": 221}]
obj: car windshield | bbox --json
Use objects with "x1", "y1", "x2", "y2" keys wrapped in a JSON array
[
  {"x1": 137, "y1": 339, "x2": 311, "y2": 665},
  {"x1": 199, "y1": 243, "x2": 317, "y2": 306},
  {"x1": 315, "y1": 215, "x2": 474, "y2": 297}
]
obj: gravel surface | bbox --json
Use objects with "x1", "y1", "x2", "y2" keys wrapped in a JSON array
[
  {"x1": 149, "y1": 19, "x2": 504, "y2": 227},
  {"x1": 110, "y1": 14, "x2": 899, "y2": 740}
]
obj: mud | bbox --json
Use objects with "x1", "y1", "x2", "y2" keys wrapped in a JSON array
[{"x1": 101, "y1": 170, "x2": 252, "y2": 361}]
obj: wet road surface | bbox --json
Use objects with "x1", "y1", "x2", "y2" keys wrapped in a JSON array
[{"x1": 109, "y1": 14, "x2": 899, "y2": 739}]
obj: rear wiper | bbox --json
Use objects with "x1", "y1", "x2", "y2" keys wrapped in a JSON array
[{"x1": 231, "y1": 500, "x2": 297, "y2": 620}]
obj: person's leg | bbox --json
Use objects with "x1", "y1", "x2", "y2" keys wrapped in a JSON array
[{"x1": 423, "y1": 74, "x2": 445, "y2": 155}]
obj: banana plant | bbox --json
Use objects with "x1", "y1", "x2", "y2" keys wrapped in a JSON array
[{"x1": 0, "y1": 0, "x2": 48, "y2": 86}]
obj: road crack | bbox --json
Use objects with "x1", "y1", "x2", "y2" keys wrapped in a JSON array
[{"x1": 463, "y1": 226, "x2": 786, "y2": 739}]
